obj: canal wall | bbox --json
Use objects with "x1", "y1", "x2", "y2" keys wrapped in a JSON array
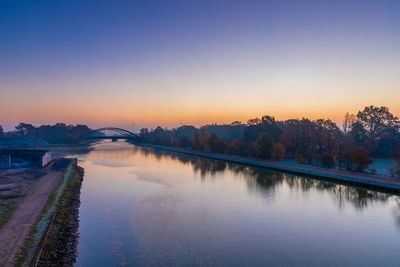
[
  {"x1": 137, "y1": 143, "x2": 400, "y2": 194},
  {"x1": 14, "y1": 158, "x2": 84, "y2": 266}
]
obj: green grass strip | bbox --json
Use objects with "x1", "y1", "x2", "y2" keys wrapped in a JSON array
[{"x1": 14, "y1": 159, "x2": 76, "y2": 266}]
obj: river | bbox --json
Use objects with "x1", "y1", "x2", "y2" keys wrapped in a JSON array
[{"x1": 61, "y1": 141, "x2": 400, "y2": 266}]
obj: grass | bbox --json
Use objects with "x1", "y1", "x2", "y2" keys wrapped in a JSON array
[
  {"x1": 0, "y1": 171, "x2": 42, "y2": 230},
  {"x1": 0, "y1": 187, "x2": 30, "y2": 229},
  {"x1": 0, "y1": 200, "x2": 18, "y2": 229}
]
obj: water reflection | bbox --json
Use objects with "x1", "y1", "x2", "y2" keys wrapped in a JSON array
[
  {"x1": 393, "y1": 198, "x2": 400, "y2": 227},
  {"x1": 74, "y1": 142, "x2": 400, "y2": 266},
  {"x1": 137, "y1": 146, "x2": 395, "y2": 211}
]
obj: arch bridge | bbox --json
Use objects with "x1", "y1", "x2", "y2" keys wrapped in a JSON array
[{"x1": 79, "y1": 127, "x2": 140, "y2": 141}]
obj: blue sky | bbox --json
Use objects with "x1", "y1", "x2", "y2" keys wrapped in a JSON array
[{"x1": 1, "y1": 0, "x2": 399, "y2": 130}]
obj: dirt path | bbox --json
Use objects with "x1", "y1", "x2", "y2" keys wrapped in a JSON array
[{"x1": 0, "y1": 162, "x2": 64, "y2": 266}]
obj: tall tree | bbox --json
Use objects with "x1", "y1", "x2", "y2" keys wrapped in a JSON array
[
  {"x1": 208, "y1": 133, "x2": 227, "y2": 153},
  {"x1": 281, "y1": 119, "x2": 300, "y2": 157},
  {"x1": 198, "y1": 128, "x2": 210, "y2": 151},
  {"x1": 271, "y1": 143, "x2": 286, "y2": 161},
  {"x1": 254, "y1": 132, "x2": 273, "y2": 159},
  {"x1": 357, "y1": 106, "x2": 400, "y2": 156},
  {"x1": 228, "y1": 139, "x2": 247, "y2": 156},
  {"x1": 357, "y1": 106, "x2": 399, "y2": 139},
  {"x1": 314, "y1": 119, "x2": 342, "y2": 154},
  {"x1": 140, "y1": 128, "x2": 150, "y2": 142},
  {"x1": 343, "y1": 112, "x2": 356, "y2": 136},
  {"x1": 348, "y1": 121, "x2": 369, "y2": 148},
  {"x1": 15, "y1": 123, "x2": 36, "y2": 137},
  {"x1": 244, "y1": 115, "x2": 282, "y2": 143},
  {"x1": 178, "y1": 136, "x2": 191, "y2": 148},
  {"x1": 191, "y1": 131, "x2": 202, "y2": 150},
  {"x1": 293, "y1": 119, "x2": 318, "y2": 163}
]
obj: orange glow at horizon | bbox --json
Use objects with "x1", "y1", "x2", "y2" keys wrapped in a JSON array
[{"x1": 1, "y1": 94, "x2": 399, "y2": 131}]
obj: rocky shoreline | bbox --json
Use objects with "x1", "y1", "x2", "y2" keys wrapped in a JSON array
[{"x1": 36, "y1": 164, "x2": 84, "y2": 266}]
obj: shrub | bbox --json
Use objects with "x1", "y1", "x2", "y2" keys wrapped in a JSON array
[
  {"x1": 208, "y1": 133, "x2": 227, "y2": 153},
  {"x1": 178, "y1": 136, "x2": 191, "y2": 148},
  {"x1": 390, "y1": 159, "x2": 400, "y2": 177},
  {"x1": 198, "y1": 129, "x2": 210, "y2": 151},
  {"x1": 395, "y1": 164, "x2": 400, "y2": 177},
  {"x1": 271, "y1": 143, "x2": 286, "y2": 161},
  {"x1": 344, "y1": 146, "x2": 373, "y2": 173},
  {"x1": 228, "y1": 139, "x2": 247, "y2": 156},
  {"x1": 366, "y1": 168, "x2": 377, "y2": 175},
  {"x1": 254, "y1": 133, "x2": 273, "y2": 159},
  {"x1": 296, "y1": 150, "x2": 314, "y2": 164},
  {"x1": 320, "y1": 152, "x2": 335, "y2": 168},
  {"x1": 296, "y1": 148, "x2": 314, "y2": 164}
]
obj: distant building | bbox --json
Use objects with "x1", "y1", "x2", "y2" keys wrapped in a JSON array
[{"x1": 0, "y1": 149, "x2": 52, "y2": 168}]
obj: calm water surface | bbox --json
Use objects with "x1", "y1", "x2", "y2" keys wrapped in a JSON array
[{"x1": 63, "y1": 142, "x2": 400, "y2": 266}]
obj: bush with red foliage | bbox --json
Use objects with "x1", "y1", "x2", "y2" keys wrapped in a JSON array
[
  {"x1": 344, "y1": 146, "x2": 373, "y2": 173},
  {"x1": 271, "y1": 143, "x2": 286, "y2": 161}
]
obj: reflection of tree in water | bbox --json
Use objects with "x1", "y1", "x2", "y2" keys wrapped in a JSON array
[
  {"x1": 138, "y1": 147, "x2": 164, "y2": 161},
  {"x1": 226, "y1": 164, "x2": 391, "y2": 210},
  {"x1": 325, "y1": 185, "x2": 390, "y2": 210},
  {"x1": 138, "y1": 148, "x2": 228, "y2": 178},
  {"x1": 228, "y1": 164, "x2": 284, "y2": 196},
  {"x1": 138, "y1": 147, "x2": 193, "y2": 165},
  {"x1": 47, "y1": 145, "x2": 94, "y2": 159},
  {"x1": 137, "y1": 147, "x2": 395, "y2": 211},
  {"x1": 392, "y1": 196, "x2": 400, "y2": 227},
  {"x1": 191, "y1": 159, "x2": 227, "y2": 178},
  {"x1": 280, "y1": 176, "x2": 390, "y2": 210}
]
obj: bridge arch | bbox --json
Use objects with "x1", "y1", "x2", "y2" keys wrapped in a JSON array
[{"x1": 79, "y1": 127, "x2": 140, "y2": 140}]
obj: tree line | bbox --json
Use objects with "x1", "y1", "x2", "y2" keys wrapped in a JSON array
[
  {"x1": 0, "y1": 123, "x2": 91, "y2": 144},
  {"x1": 139, "y1": 106, "x2": 400, "y2": 176}
]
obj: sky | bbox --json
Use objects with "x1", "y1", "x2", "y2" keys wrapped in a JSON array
[{"x1": 1, "y1": 0, "x2": 399, "y2": 131}]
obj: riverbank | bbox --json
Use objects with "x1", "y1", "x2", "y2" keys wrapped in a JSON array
[
  {"x1": 35, "y1": 160, "x2": 83, "y2": 266},
  {"x1": 137, "y1": 143, "x2": 400, "y2": 194},
  {"x1": 0, "y1": 158, "x2": 83, "y2": 266}
]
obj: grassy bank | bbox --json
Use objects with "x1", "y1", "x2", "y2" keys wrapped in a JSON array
[{"x1": 14, "y1": 159, "x2": 84, "y2": 266}]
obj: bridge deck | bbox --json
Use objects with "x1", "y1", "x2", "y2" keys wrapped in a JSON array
[{"x1": 80, "y1": 136, "x2": 137, "y2": 139}]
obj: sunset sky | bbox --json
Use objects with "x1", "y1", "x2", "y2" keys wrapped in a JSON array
[{"x1": 1, "y1": 0, "x2": 399, "y2": 131}]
